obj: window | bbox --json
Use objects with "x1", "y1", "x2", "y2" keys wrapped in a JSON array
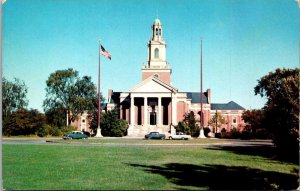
[
  {"x1": 232, "y1": 117, "x2": 237, "y2": 124},
  {"x1": 159, "y1": 29, "x2": 161, "y2": 36},
  {"x1": 155, "y1": 28, "x2": 159, "y2": 35},
  {"x1": 154, "y1": 48, "x2": 159, "y2": 58}
]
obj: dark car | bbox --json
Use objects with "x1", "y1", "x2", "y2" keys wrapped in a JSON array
[
  {"x1": 63, "y1": 131, "x2": 88, "y2": 140},
  {"x1": 145, "y1": 132, "x2": 166, "y2": 140}
]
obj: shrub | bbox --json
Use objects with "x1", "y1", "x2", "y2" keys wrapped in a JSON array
[
  {"x1": 215, "y1": 133, "x2": 222, "y2": 138},
  {"x1": 176, "y1": 121, "x2": 191, "y2": 135},
  {"x1": 60, "y1": 126, "x2": 76, "y2": 134},
  {"x1": 204, "y1": 127, "x2": 211, "y2": 137},
  {"x1": 4, "y1": 109, "x2": 46, "y2": 136},
  {"x1": 37, "y1": 127, "x2": 48, "y2": 137},
  {"x1": 220, "y1": 128, "x2": 242, "y2": 139},
  {"x1": 37, "y1": 124, "x2": 65, "y2": 137},
  {"x1": 231, "y1": 128, "x2": 241, "y2": 139},
  {"x1": 241, "y1": 130, "x2": 252, "y2": 140},
  {"x1": 83, "y1": 131, "x2": 91, "y2": 137},
  {"x1": 256, "y1": 128, "x2": 272, "y2": 139}
]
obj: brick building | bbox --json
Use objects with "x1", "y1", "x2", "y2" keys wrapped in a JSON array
[{"x1": 103, "y1": 18, "x2": 246, "y2": 137}]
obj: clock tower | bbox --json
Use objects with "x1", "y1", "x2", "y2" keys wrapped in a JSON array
[{"x1": 142, "y1": 18, "x2": 171, "y2": 84}]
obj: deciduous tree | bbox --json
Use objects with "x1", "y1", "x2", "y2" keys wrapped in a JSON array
[
  {"x1": 3, "y1": 109, "x2": 45, "y2": 136},
  {"x1": 45, "y1": 106, "x2": 66, "y2": 128},
  {"x1": 254, "y1": 68, "x2": 299, "y2": 160},
  {"x1": 184, "y1": 111, "x2": 199, "y2": 137},
  {"x1": 90, "y1": 109, "x2": 128, "y2": 137},
  {"x1": 43, "y1": 68, "x2": 97, "y2": 125},
  {"x1": 208, "y1": 112, "x2": 227, "y2": 133},
  {"x1": 242, "y1": 109, "x2": 265, "y2": 137},
  {"x1": 175, "y1": 121, "x2": 191, "y2": 135},
  {"x1": 2, "y1": 78, "x2": 28, "y2": 117}
]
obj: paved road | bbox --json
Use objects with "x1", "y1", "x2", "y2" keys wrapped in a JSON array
[{"x1": 2, "y1": 137, "x2": 273, "y2": 147}]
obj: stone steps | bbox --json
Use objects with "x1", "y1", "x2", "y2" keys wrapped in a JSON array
[{"x1": 127, "y1": 125, "x2": 172, "y2": 137}]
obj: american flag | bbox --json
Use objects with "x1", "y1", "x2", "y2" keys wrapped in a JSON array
[{"x1": 100, "y1": 45, "x2": 112, "y2": 60}]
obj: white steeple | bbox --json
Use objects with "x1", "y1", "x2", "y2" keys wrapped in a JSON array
[
  {"x1": 152, "y1": 18, "x2": 163, "y2": 41},
  {"x1": 147, "y1": 18, "x2": 167, "y2": 68},
  {"x1": 142, "y1": 18, "x2": 171, "y2": 84}
]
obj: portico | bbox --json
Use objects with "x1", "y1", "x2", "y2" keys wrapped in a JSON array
[{"x1": 120, "y1": 75, "x2": 178, "y2": 136}]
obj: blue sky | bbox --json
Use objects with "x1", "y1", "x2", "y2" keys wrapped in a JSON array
[{"x1": 3, "y1": 0, "x2": 299, "y2": 112}]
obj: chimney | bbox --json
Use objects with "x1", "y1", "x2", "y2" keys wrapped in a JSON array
[
  {"x1": 207, "y1": 89, "x2": 211, "y2": 104},
  {"x1": 108, "y1": 89, "x2": 113, "y2": 103}
]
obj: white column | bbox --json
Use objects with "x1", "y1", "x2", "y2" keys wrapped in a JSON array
[
  {"x1": 144, "y1": 97, "x2": 148, "y2": 125},
  {"x1": 130, "y1": 96, "x2": 135, "y2": 125},
  {"x1": 172, "y1": 95, "x2": 177, "y2": 125},
  {"x1": 158, "y1": 97, "x2": 162, "y2": 126}
]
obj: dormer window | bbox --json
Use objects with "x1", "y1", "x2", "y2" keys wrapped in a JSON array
[{"x1": 154, "y1": 48, "x2": 159, "y2": 58}]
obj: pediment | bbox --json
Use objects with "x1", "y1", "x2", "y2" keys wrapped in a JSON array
[{"x1": 129, "y1": 76, "x2": 178, "y2": 93}]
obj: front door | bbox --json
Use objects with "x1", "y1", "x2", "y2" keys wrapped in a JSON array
[{"x1": 150, "y1": 112, "x2": 156, "y2": 125}]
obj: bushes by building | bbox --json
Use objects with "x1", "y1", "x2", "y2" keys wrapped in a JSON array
[
  {"x1": 219, "y1": 127, "x2": 272, "y2": 140},
  {"x1": 3, "y1": 109, "x2": 45, "y2": 136},
  {"x1": 37, "y1": 125, "x2": 76, "y2": 137},
  {"x1": 90, "y1": 109, "x2": 128, "y2": 137}
]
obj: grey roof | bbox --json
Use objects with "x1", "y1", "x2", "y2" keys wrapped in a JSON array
[
  {"x1": 211, "y1": 101, "x2": 245, "y2": 110},
  {"x1": 186, "y1": 92, "x2": 208, "y2": 104},
  {"x1": 109, "y1": 92, "x2": 121, "y2": 104}
]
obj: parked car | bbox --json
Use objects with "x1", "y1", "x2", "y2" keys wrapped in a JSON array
[
  {"x1": 63, "y1": 131, "x2": 88, "y2": 140},
  {"x1": 168, "y1": 132, "x2": 191, "y2": 140},
  {"x1": 145, "y1": 132, "x2": 166, "y2": 140}
]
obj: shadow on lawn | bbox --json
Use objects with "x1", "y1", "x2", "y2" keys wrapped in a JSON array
[
  {"x1": 207, "y1": 145, "x2": 299, "y2": 165},
  {"x1": 128, "y1": 163, "x2": 298, "y2": 190}
]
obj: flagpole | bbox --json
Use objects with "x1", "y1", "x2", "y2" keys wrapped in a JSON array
[
  {"x1": 0, "y1": 1, "x2": 3, "y2": 189},
  {"x1": 200, "y1": 38, "x2": 203, "y2": 128},
  {"x1": 199, "y1": 37, "x2": 206, "y2": 138},
  {"x1": 95, "y1": 40, "x2": 103, "y2": 138}
]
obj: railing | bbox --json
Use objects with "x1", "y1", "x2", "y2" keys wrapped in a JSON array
[{"x1": 142, "y1": 63, "x2": 171, "y2": 69}]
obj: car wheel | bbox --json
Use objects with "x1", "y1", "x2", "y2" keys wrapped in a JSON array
[
  {"x1": 69, "y1": 137, "x2": 73, "y2": 140},
  {"x1": 169, "y1": 136, "x2": 173, "y2": 140},
  {"x1": 161, "y1": 137, "x2": 165, "y2": 140},
  {"x1": 181, "y1": 137, "x2": 185, "y2": 140}
]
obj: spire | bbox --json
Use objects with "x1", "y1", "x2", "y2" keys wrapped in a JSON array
[
  {"x1": 152, "y1": 18, "x2": 162, "y2": 41},
  {"x1": 142, "y1": 18, "x2": 170, "y2": 83}
]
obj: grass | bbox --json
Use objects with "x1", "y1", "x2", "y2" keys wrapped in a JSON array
[
  {"x1": 49, "y1": 137, "x2": 236, "y2": 145},
  {"x1": 3, "y1": 141, "x2": 298, "y2": 190}
]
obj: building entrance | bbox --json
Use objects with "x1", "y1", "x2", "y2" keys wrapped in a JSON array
[{"x1": 150, "y1": 112, "x2": 157, "y2": 125}]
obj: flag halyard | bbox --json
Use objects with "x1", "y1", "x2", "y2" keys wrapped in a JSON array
[{"x1": 100, "y1": 45, "x2": 112, "y2": 60}]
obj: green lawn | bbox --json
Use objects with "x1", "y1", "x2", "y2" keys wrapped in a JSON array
[
  {"x1": 3, "y1": 142, "x2": 298, "y2": 190},
  {"x1": 48, "y1": 137, "x2": 235, "y2": 145}
]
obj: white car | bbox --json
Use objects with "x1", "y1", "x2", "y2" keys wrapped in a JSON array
[{"x1": 168, "y1": 132, "x2": 192, "y2": 140}]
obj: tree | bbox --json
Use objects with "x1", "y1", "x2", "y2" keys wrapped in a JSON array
[
  {"x1": 45, "y1": 106, "x2": 66, "y2": 128},
  {"x1": 254, "y1": 68, "x2": 299, "y2": 160},
  {"x1": 242, "y1": 109, "x2": 265, "y2": 137},
  {"x1": 175, "y1": 121, "x2": 191, "y2": 135},
  {"x1": 90, "y1": 109, "x2": 128, "y2": 137},
  {"x1": 3, "y1": 109, "x2": 45, "y2": 136},
  {"x1": 43, "y1": 68, "x2": 97, "y2": 125},
  {"x1": 183, "y1": 111, "x2": 199, "y2": 137},
  {"x1": 208, "y1": 112, "x2": 227, "y2": 133},
  {"x1": 2, "y1": 78, "x2": 28, "y2": 118}
]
